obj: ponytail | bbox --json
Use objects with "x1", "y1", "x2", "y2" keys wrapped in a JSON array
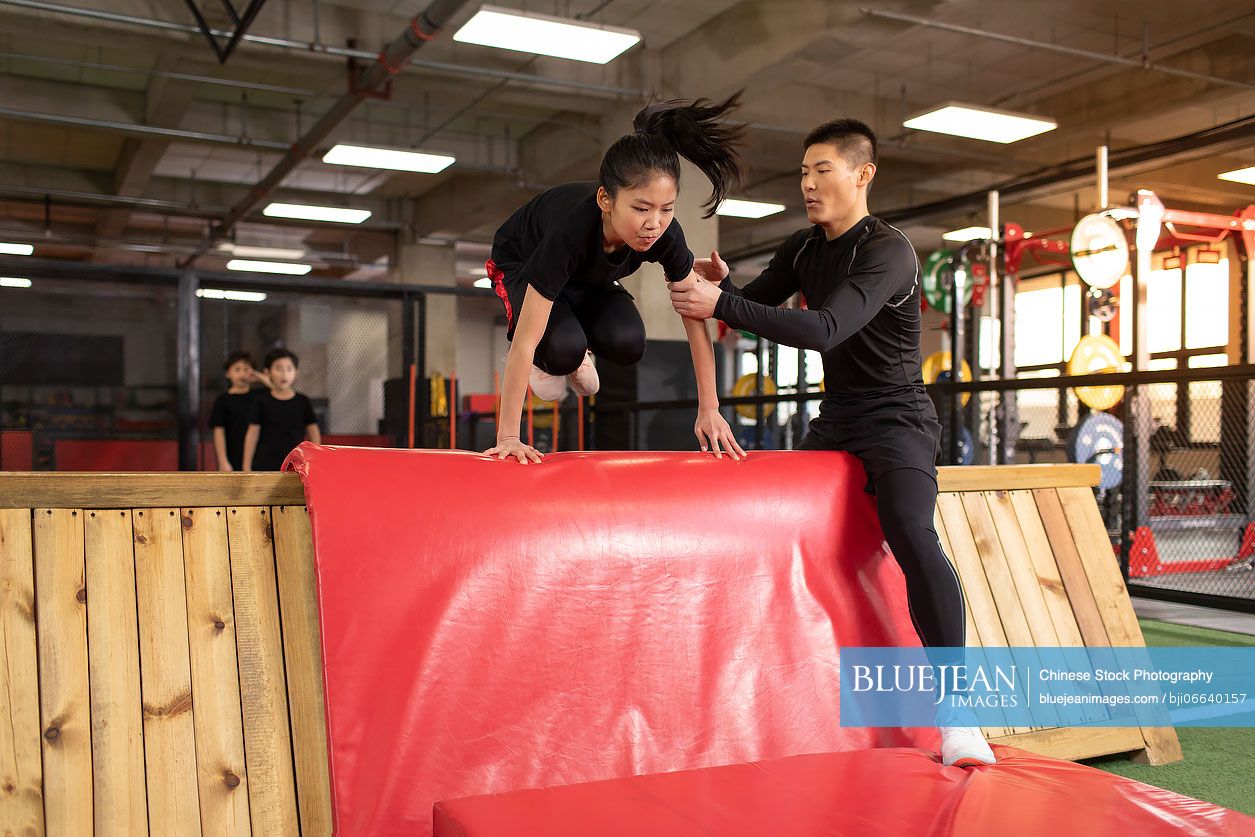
[{"x1": 598, "y1": 92, "x2": 744, "y2": 218}]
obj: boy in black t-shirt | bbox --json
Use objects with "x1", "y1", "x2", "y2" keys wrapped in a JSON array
[
  {"x1": 209, "y1": 351, "x2": 270, "y2": 471},
  {"x1": 243, "y1": 348, "x2": 321, "y2": 471}
]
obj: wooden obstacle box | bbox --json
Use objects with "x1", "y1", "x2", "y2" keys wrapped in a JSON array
[{"x1": 0, "y1": 460, "x2": 1180, "y2": 836}]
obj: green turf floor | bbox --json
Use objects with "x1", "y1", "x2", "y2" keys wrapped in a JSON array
[{"x1": 1080, "y1": 618, "x2": 1255, "y2": 815}]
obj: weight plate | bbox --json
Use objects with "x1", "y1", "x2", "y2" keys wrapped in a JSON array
[
  {"x1": 922, "y1": 249, "x2": 974, "y2": 313},
  {"x1": 1068, "y1": 412, "x2": 1124, "y2": 491},
  {"x1": 1068, "y1": 334, "x2": 1125, "y2": 410},
  {"x1": 1071, "y1": 213, "x2": 1129, "y2": 290},
  {"x1": 922, "y1": 351, "x2": 972, "y2": 406},
  {"x1": 732, "y1": 372, "x2": 777, "y2": 421},
  {"x1": 956, "y1": 424, "x2": 975, "y2": 466}
]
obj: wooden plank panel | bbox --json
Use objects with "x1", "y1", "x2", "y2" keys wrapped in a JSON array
[
  {"x1": 958, "y1": 494, "x2": 1049, "y2": 733},
  {"x1": 228, "y1": 507, "x2": 299, "y2": 836},
  {"x1": 933, "y1": 506, "x2": 1009, "y2": 739},
  {"x1": 1005, "y1": 491, "x2": 1109, "y2": 727},
  {"x1": 959, "y1": 494, "x2": 1036, "y2": 647},
  {"x1": 134, "y1": 508, "x2": 203, "y2": 836},
  {"x1": 33, "y1": 508, "x2": 92, "y2": 835},
  {"x1": 936, "y1": 494, "x2": 1018, "y2": 736},
  {"x1": 0, "y1": 509, "x2": 43, "y2": 837},
  {"x1": 1007, "y1": 491, "x2": 1085, "y2": 647},
  {"x1": 1057, "y1": 487, "x2": 1184, "y2": 765},
  {"x1": 936, "y1": 495, "x2": 1009, "y2": 649},
  {"x1": 182, "y1": 508, "x2": 251, "y2": 837},
  {"x1": 84, "y1": 510, "x2": 148, "y2": 836},
  {"x1": 1033, "y1": 490, "x2": 1110, "y2": 648},
  {"x1": 272, "y1": 505, "x2": 332, "y2": 837},
  {"x1": 937, "y1": 464, "x2": 1099, "y2": 492},
  {"x1": 982, "y1": 492, "x2": 1060, "y2": 647},
  {"x1": 0, "y1": 474, "x2": 304, "y2": 510},
  {"x1": 987, "y1": 725, "x2": 1147, "y2": 762}
]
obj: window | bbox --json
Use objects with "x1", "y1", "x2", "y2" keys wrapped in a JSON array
[{"x1": 1013, "y1": 279, "x2": 1081, "y2": 367}]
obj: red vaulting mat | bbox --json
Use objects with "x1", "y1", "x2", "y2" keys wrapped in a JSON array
[
  {"x1": 433, "y1": 746, "x2": 1254, "y2": 836},
  {"x1": 283, "y1": 445, "x2": 939, "y2": 835}
]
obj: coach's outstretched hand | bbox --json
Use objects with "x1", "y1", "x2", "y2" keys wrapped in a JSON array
[{"x1": 692, "y1": 250, "x2": 730, "y2": 284}]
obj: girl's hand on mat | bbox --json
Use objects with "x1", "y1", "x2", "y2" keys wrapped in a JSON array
[
  {"x1": 695, "y1": 409, "x2": 746, "y2": 461},
  {"x1": 487, "y1": 437, "x2": 544, "y2": 465}
]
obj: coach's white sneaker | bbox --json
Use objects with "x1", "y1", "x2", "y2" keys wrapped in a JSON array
[{"x1": 940, "y1": 726, "x2": 996, "y2": 767}]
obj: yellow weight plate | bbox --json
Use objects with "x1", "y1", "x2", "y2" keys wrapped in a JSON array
[
  {"x1": 922, "y1": 351, "x2": 972, "y2": 406},
  {"x1": 1068, "y1": 334, "x2": 1125, "y2": 410},
  {"x1": 732, "y1": 372, "x2": 776, "y2": 421}
]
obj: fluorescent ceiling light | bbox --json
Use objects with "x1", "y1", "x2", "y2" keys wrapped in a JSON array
[
  {"x1": 716, "y1": 199, "x2": 787, "y2": 219},
  {"x1": 1218, "y1": 165, "x2": 1255, "y2": 186},
  {"x1": 197, "y1": 288, "x2": 268, "y2": 302},
  {"x1": 226, "y1": 259, "x2": 312, "y2": 275},
  {"x1": 943, "y1": 226, "x2": 991, "y2": 242},
  {"x1": 324, "y1": 144, "x2": 455, "y2": 174},
  {"x1": 0, "y1": 242, "x2": 34, "y2": 255},
  {"x1": 473, "y1": 277, "x2": 493, "y2": 289},
  {"x1": 217, "y1": 243, "x2": 307, "y2": 261},
  {"x1": 263, "y1": 203, "x2": 372, "y2": 224},
  {"x1": 943, "y1": 226, "x2": 1032, "y2": 242},
  {"x1": 0, "y1": 277, "x2": 32, "y2": 288},
  {"x1": 904, "y1": 102, "x2": 1057, "y2": 143},
  {"x1": 454, "y1": 4, "x2": 640, "y2": 64}
]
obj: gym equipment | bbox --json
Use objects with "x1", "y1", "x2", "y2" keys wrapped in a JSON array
[
  {"x1": 433, "y1": 747, "x2": 1244, "y2": 836},
  {"x1": 1067, "y1": 413, "x2": 1123, "y2": 491},
  {"x1": 732, "y1": 372, "x2": 776, "y2": 420},
  {"x1": 2, "y1": 460, "x2": 1183, "y2": 837},
  {"x1": 955, "y1": 424, "x2": 975, "y2": 466},
  {"x1": 922, "y1": 351, "x2": 973, "y2": 406},
  {"x1": 922, "y1": 249, "x2": 974, "y2": 313},
  {"x1": 1087, "y1": 287, "x2": 1118, "y2": 322},
  {"x1": 1068, "y1": 334, "x2": 1125, "y2": 410},
  {"x1": 1070, "y1": 213, "x2": 1129, "y2": 290}
]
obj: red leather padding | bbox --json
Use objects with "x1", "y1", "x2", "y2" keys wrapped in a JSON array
[
  {"x1": 285, "y1": 446, "x2": 940, "y2": 836},
  {"x1": 433, "y1": 746, "x2": 1254, "y2": 836}
]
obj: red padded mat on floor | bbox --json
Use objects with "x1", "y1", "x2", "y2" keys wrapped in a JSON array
[
  {"x1": 433, "y1": 745, "x2": 1254, "y2": 837},
  {"x1": 285, "y1": 446, "x2": 940, "y2": 836}
]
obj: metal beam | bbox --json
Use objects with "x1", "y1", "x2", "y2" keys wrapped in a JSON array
[
  {"x1": 862, "y1": 8, "x2": 1255, "y2": 92},
  {"x1": 0, "y1": 0, "x2": 637, "y2": 97},
  {"x1": 181, "y1": 0, "x2": 472, "y2": 266},
  {"x1": 726, "y1": 114, "x2": 1255, "y2": 262}
]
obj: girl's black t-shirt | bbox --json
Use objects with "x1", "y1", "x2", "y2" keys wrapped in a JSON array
[{"x1": 491, "y1": 181, "x2": 695, "y2": 300}]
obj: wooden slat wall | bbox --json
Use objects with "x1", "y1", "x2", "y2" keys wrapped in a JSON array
[
  {"x1": 134, "y1": 508, "x2": 203, "y2": 836},
  {"x1": 84, "y1": 510, "x2": 148, "y2": 836},
  {"x1": 0, "y1": 508, "x2": 44, "y2": 837},
  {"x1": 272, "y1": 506, "x2": 333, "y2": 837},
  {"x1": 182, "y1": 507, "x2": 251, "y2": 837},
  {"x1": 0, "y1": 463, "x2": 1179, "y2": 834},
  {"x1": 34, "y1": 508, "x2": 93, "y2": 836},
  {"x1": 228, "y1": 507, "x2": 300, "y2": 837}
]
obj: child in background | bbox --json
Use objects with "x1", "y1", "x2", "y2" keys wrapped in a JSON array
[
  {"x1": 210, "y1": 351, "x2": 270, "y2": 471},
  {"x1": 243, "y1": 348, "x2": 320, "y2": 471}
]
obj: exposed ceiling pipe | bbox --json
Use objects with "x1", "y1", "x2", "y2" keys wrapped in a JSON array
[
  {"x1": 0, "y1": 50, "x2": 315, "y2": 96},
  {"x1": 862, "y1": 9, "x2": 1255, "y2": 92},
  {"x1": 0, "y1": 185, "x2": 405, "y2": 232},
  {"x1": 0, "y1": 0, "x2": 638, "y2": 98},
  {"x1": 0, "y1": 104, "x2": 291, "y2": 149},
  {"x1": 180, "y1": 0, "x2": 472, "y2": 267}
]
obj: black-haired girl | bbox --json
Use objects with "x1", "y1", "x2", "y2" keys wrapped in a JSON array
[{"x1": 485, "y1": 96, "x2": 748, "y2": 465}]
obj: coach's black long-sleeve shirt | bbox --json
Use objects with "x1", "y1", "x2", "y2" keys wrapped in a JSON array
[{"x1": 715, "y1": 215, "x2": 926, "y2": 400}]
